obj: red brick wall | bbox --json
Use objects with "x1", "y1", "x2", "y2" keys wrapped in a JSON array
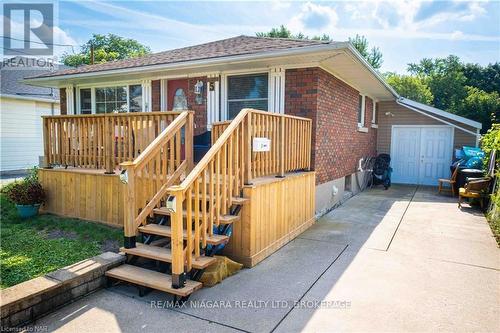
[
  {"x1": 187, "y1": 77, "x2": 207, "y2": 136},
  {"x1": 151, "y1": 80, "x2": 161, "y2": 111},
  {"x1": 284, "y1": 68, "x2": 377, "y2": 185},
  {"x1": 59, "y1": 88, "x2": 67, "y2": 115},
  {"x1": 150, "y1": 78, "x2": 208, "y2": 135},
  {"x1": 285, "y1": 68, "x2": 319, "y2": 167}
]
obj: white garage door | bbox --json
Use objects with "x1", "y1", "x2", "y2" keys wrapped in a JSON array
[{"x1": 391, "y1": 126, "x2": 453, "y2": 185}]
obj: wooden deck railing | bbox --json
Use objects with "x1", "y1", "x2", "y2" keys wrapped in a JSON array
[
  {"x1": 42, "y1": 112, "x2": 182, "y2": 173},
  {"x1": 120, "y1": 111, "x2": 193, "y2": 245},
  {"x1": 211, "y1": 110, "x2": 312, "y2": 178},
  {"x1": 167, "y1": 109, "x2": 312, "y2": 288}
]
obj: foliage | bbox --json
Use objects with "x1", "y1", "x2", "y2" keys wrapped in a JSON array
[
  {"x1": 256, "y1": 27, "x2": 382, "y2": 69},
  {"x1": 480, "y1": 123, "x2": 500, "y2": 169},
  {"x1": 255, "y1": 25, "x2": 331, "y2": 41},
  {"x1": 348, "y1": 34, "x2": 383, "y2": 70},
  {"x1": 0, "y1": 194, "x2": 122, "y2": 288},
  {"x1": 408, "y1": 55, "x2": 467, "y2": 111},
  {"x1": 464, "y1": 63, "x2": 500, "y2": 94},
  {"x1": 406, "y1": 56, "x2": 500, "y2": 132},
  {"x1": 480, "y1": 125, "x2": 500, "y2": 245},
  {"x1": 62, "y1": 33, "x2": 151, "y2": 67},
  {"x1": 385, "y1": 73, "x2": 433, "y2": 104},
  {"x1": 458, "y1": 88, "x2": 500, "y2": 133},
  {"x1": 2, "y1": 168, "x2": 45, "y2": 205}
]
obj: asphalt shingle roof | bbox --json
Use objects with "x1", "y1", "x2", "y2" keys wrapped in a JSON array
[
  {"x1": 27, "y1": 36, "x2": 330, "y2": 79},
  {"x1": 0, "y1": 57, "x2": 68, "y2": 100}
]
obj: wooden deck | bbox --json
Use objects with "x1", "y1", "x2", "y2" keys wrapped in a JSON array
[
  {"x1": 39, "y1": 108, "x2": 314, "y2": 294},
  {"x1": 223, "y1": 171, "x2": 316, "y2": 267}
]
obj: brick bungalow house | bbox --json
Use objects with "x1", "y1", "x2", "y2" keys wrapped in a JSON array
[{"x1": 24, "y1": 36, "x2": 481, "y2": 214}]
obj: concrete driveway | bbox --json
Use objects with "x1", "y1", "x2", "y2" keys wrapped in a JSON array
[{"x1": 28, "y1": 185, "x2": 500, "y2": 332}]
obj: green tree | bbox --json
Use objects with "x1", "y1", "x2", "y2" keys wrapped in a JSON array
[
  {"x1": 348, "y1": 34, "x2": 383, "y2": 70},
  {"x1": 408, "y1": 55, "x2": 467, "y2": 111},
  {"x1": 463, "y1": 63, "x2": 500, "y2": 94},
  {"x1": 62, "y1": 34, "x2": 151, "y2": 67},
  {"x1": 256, "y1": 25, "x2": 331, "y2": 41},
  {"x1": 385, "y1": 73, "x2": 434, "y2": 104},
  {"x1": 457, "y1": 86, "x2": 500, "y2": 133},
  {"x1": 256, "y1": 27, "x2": 382, "y2": 69}
]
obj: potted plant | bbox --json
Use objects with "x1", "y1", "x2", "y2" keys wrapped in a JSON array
[{"x1": 3, "y1": 167, "x2": 46, "y2": 218}]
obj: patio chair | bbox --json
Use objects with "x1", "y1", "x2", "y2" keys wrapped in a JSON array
[
  {"x1": 458, "y1": 177, "x2": 491, "y2": 209},
  {"x1": 438, "y1": 163, "x2": 460, "y2": 196}
]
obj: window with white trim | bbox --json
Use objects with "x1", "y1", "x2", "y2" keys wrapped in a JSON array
[
  {"x1": 227, "y1": 73, "x2": 268, "y2": 119},
  {"x1": 358, "y1": 95, "x2": 366, "y2": 127},
  {"x1": 372, "y1": 101, "x2": 377, "y2": 124},
  {"x1": 79, "y1": 88, "x2": 92, "y2": 114},
  {"x1": 78, "y1": 84, "x2": 143, "y2": 114}
]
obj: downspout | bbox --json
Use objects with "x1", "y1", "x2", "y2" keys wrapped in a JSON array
[{"x1": 395, "y1": 99, "x2": 480, "y2": 138}]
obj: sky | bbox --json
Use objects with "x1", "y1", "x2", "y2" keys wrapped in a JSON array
[{"x1": 3, "y1": 0, "x2": 500, "y2": 73}]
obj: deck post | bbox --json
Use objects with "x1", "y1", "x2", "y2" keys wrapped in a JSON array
[
  {"x1": 278, "y1": 116, "x2": 285, "y2": 178},
  {"x1": 169, "y1": 186, "x2": 186, "y2": 289},
  {"x1": 122, "y1": 162, "x2": 136, "y2": 248},
  {"x1": 42, "y1": 117, "x2": 51, "y2": 168},
  {"x1": 244, "y1": 112, "x2": 252, "y2": 185},
  {"x1": 185, "y1": 112, "x2": 194, "y2": 173},
  {"x1": 105, "y1": 116, "x2": 115, "y2": 174}
]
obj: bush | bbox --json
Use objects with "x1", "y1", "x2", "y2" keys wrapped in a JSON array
[{"x1": 2, "y1": 167, "x2": 45, "y2": 205}]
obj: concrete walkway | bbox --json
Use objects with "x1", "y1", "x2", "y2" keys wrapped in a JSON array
[{"x1": 28, "y1": 185, "x2": 500, "y2": 332}]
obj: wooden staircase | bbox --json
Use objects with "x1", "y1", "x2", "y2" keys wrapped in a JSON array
[
  {"x1": 105, "y1": 108, "x2": 312, "y2": 299},
  {"x1": 105, "y1": 110, "x2": 251, "y2": 298}
]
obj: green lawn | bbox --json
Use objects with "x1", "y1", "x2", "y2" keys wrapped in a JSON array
[{"x1": 0, "y1": 195, "x2": 123, "y2": 289}]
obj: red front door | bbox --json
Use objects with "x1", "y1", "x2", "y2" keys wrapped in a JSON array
[{"x1": 167, "y1": 79, "x2": 189, "y2": 111}]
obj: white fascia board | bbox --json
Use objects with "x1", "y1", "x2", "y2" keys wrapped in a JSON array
[
  {"x1": 0, "y1": 93, "x2": 59, "y2": 103},
  {"x1": 399, "y1": 97, "x2": 482, "y2": 129}
]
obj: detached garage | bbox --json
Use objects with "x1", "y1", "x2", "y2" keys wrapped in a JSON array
[{"x1": 377, "y1": 98, "x2": 481, "y2": 186}]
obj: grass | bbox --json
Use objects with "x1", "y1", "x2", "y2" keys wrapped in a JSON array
[{"x1": 0, "y1": 195, "x2": 122, "y2": 289}]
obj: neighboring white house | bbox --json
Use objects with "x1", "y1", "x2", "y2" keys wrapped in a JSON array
[{"x1": 0, "y1": 58, "x2": 62, "y2": 173}]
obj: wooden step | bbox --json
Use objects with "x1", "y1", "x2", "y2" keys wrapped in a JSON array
[
  {"x1": 120, "y1": 243, "x2": 216, "y2": 269},
  {"x1": 139, "y1": 224, "x2": 229, "y2": 245},
  {"x1": 106, "y1": 264, "x2": 202, "y2": 297},
  {"x1": 153, "y1": 208, "x2": 240, "y2": 225}
]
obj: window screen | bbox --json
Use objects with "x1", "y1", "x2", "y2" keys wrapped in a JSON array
[{"x1": 227, "y1": 73, "x2": 268, "y2": 119}]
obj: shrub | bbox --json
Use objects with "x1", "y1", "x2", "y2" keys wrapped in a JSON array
[{"x1": 2, "y1": 167, "x2": 45, "y2": 205}]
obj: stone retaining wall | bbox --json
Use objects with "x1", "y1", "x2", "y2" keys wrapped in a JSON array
[{"x1": 0, "y1": 252, "x2": 125, "y2": 328}]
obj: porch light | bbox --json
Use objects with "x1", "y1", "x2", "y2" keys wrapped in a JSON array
[
  {"x1": 194, "y1": 80, "x2": 204, "y2": 95},
  {"x1": 194, "y1": 80, "x2": 204, "y2": 105}
]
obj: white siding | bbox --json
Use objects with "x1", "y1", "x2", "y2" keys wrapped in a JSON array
[{"x1": 0, "y1": 97, "x2": 59, "y2": 171}]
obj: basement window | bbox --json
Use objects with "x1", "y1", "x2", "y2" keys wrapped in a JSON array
[{"x1": 227, "y1": 73, "x2": 268, "y2": 119}]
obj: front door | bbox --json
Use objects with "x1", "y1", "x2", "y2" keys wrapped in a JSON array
[
  {"x1": 391, "y1": 126, "x2": 453, "y2": 185},
  {"x1": 167, "y1": 79, "x2": 189, "y2": 111}
]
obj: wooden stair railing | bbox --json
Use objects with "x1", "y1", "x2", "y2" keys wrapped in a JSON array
[
  {"x1": 168, "y1": 108, "x2": 312, "y2": 289},
  {"x1": 107, "y1": 108, "x2": 311, "y2": 296},
  {"x1": 42, "y1": 112, "x2": 182, "y2": 173},
  {"x1": 120, "y1": 111, "x2": 194, "y2": 247}
]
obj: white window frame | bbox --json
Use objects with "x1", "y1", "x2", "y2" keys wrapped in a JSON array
[
  {"x1": 372, "y1": 101, "x2": 377, "y2": 124},
  {"x1": 371, "y1": 100, "x2": 378, "y2": 128},
  {"x1": 76, "y1": 81, "x2": 145, "y2": 114},
  {"x1": 224, "y1": 72, "x2": 270, "y2": 120},
  {"x1": 358, "y1": 94, "x2": 366, "y2": 128}
]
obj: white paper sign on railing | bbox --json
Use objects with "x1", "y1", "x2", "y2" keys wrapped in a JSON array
[{"x1": 253, "y1": 137, "x2": 271, "y2": 152}]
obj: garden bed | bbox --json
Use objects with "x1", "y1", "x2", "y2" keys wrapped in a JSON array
[{"x1": 0, "y1": 195, "x2": 123, "y2": 289}]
